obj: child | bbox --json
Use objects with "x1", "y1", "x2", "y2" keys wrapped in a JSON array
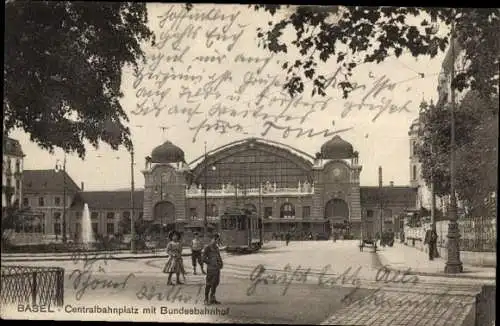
[
  {"x1": 191, "y1": 232, "x2": 206, "y2": 275},
  {"x1": 163, "y1": 231, "x2": 186, "y2": 285}
]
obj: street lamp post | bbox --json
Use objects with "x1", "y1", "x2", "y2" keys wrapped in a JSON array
[
  {"x1": 130, "y1": 149, "x2": 136, "y2": 253},
  {"x1": 378, "y1": 166, "x2": 384, "y2": 244},
  {"x1": 159, "y1": 173, "x2": 167, "y2": 244},
  {"x1": 203, "y1": 142, "x2": 216, "y2": 240},
  {"x1": 204, "y1": 142, "x2": 208, "y2": 240},
  {"x1": 55, "y1": 155, "x2": 67, "y2": 244},
  {"x1": 444, "y1": 17, "x2": 463, "y2": 273}
]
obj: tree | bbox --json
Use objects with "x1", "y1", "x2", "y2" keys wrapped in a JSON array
[
  {"x1": 416, "y1": 93, "x2": 498, "y2": 215},
  {"x1": 4, "y1": 1, "x2": 154, "y2": 158},
  {"x1": 251, "y1": 5, "x2": 499, "y2": 215},
  {"x1": 253, "y1": 6, "x2": 499, "y2": 99},
  {"x1": 118, "y1": 213, "x2": 132, "y2": 234}
]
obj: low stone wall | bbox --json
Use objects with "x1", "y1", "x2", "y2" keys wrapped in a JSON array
[{"x1": 404, "y1": 240, "x2": 497, "y2": 268}]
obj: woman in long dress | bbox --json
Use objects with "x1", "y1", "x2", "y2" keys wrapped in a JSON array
[{"x1": 163, "y1": 231, "x2": 186, "y2": 285}]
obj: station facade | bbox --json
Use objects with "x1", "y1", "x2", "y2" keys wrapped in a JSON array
[{"x1": 141, "y1": 137, "x2": 418, "y2": 239}]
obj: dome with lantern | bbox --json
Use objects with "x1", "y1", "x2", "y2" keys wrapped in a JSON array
[
  {"x1": 320, "y1": 135, "x2": 354, "y2": 159},
  {"x1": 151, "y1": 141, "x2": 185, "y2": 163}
]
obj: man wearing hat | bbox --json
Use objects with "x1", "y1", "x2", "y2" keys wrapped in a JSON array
[{"x1": 202, "y1": 233, "x2": 223, "y2": 305}]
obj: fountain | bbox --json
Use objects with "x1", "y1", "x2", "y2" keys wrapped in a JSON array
[{"x1": 81, "y1": 203, "x2": 96, "y2": 249}]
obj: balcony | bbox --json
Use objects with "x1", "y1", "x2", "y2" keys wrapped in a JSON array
[{"x1": 186, "y1": 181, "x2": 314, "y2": 198}]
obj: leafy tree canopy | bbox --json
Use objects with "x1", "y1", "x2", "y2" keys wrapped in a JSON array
[
  {"x1": 4, "y1": 1, "x2": 154, "y2": 158},
  {"x1": 252, "y1": 6, "x2": 499, "y2": 99},
  {"x1": 416, "y1": 93, "x2": 498, "y2": 214}
]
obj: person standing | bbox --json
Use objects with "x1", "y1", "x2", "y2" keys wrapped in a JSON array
[
  {"x1": 191, "y1": 232, "x2": 206, "y2": 275},
  {"x1": 427, "y1": 227, "x2": 438, "y2": 260},
  {"x1": 202, "y1": 233, "x2": 223, "y2": 305},
  {"x1": 285, "y1": 231, "x2": 291, "y2": 246},
  {"x1": 163, "y1": 231, "x2": 186, "y2": 285}
]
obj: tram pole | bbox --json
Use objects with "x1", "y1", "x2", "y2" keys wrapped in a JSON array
[{"x1": 204, "y1": 142, "x2": 208, "y2": 242}]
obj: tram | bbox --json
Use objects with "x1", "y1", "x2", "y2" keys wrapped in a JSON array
[
  {"x1": 220, "y1": 207, "x2": 263, "y2": 253},
  {"x1": 181, "y1": 221, "x2": 220, "y2": 247}
]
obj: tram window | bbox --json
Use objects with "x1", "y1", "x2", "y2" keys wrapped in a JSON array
[
  {"x1": 237, "y1": 217, "x2": 247, "y2": 230},
  {"x1": 222, "y1": 218, "x2": 233, "y2": 230}
]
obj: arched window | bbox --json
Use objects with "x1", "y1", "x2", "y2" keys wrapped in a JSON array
[
  {"x1": 412, "y1": 165, "x2": 417, "y2": 181},
  {"x1": 280, "y1": 203, "x2": 295, "y2": 218}
]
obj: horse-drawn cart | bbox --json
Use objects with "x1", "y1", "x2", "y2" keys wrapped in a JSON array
[{"x1": 359, "y1": 226, "x2": 377, "y2": 252}]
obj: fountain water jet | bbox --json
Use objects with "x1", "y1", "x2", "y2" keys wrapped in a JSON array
[{"x1": 81, "y1": 203, "x2": 96, "y2": 249}]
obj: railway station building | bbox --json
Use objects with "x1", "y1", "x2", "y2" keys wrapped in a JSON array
[{"x1": 141, "y1": 137, "x2": 417, "y2": 240}]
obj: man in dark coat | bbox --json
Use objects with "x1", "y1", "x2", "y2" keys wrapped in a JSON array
[
  {"x1": 425, "y1": 227, "x2": 438, "y2": 260},
  {"x1": 202, "y1": 233, "x2": 223, "y2": 305}
]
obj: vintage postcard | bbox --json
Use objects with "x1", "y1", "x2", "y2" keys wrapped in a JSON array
[{"x1": 2, "y1": 3, "x2": 497, "y2": 325}]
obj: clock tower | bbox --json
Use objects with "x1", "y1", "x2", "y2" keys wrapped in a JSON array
[{"x1": 313, "y1": 136, "x2": 363, "y2": 238}]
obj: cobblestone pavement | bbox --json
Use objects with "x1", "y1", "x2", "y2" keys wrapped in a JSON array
[
  {"x1": 321, "y1": 287, "x2": 476, "y2": 326},
  {"x1": 2, "y1": 241, "x2": 489, "y2": 324}
]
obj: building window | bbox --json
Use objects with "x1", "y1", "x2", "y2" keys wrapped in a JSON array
[
  {"x1": 122, "y1": 211, "x2": 131, "y2": 219},
  {"x1": 139, "y1": 212, "x2": 144, "y2": 219},
  {"x1": 366, "y1": 210, "x2": 374, "y2": 218},
  {"x1": 107, "y1": 212, "x2": 115, "y2": 220},
  {"x1": 190, "y1": 208, "x2": 198, "y2": 219},
  {"x1": 412, "y1": 165, "x2": 417, "y2": 181},
  {"x1": 92, "y1": 223, "x2": 99, "y2": 234},
  {"x1": 75, "y1": 211, "x2": 82, "y2": 219},
  {"x1": 54, "y1": 212, "x2": 61, "y2": 220},
  {"x1": 55, "y1": 197, "x2": 61, "y2": 206},
  {"x1": 15, "y1": 159, "x2": 20, "y2": 173},
  {"x1": 107, "y1": 223, "x2": 114, "y2": 235},
  {"x1": 207, "y1": 204, "x2": 217, "y2": 217},
  {"x1": 264, "y1": 207, "x2": 272, "y2": 219},
  {"x1": 23, "y1": 197, "x2": 29, "y2": 207},
  {"x1": 194, "y1": 150, "x2": 313, "y2": 189},
  {"x1": 7, "y1": 158, "x2": 12, "y2": 171},
  {"x1": 39, "y1": 197, "x2": 45, "y2": 207},
  {"x1": 303, "y1": 206, "x2": 311, "y2": 219},
  {"x1": 7, "y1": 177, "x2": 12, "y2": 187},
  {"x1": 91, "y1": 212, "x2": 98, "y2": 219},
  {"x1": 15, "y1": 179, "x2": 20, "y2": 190},
  {"x1": 54, "y1": 223, "x2": 61, "y2": 235},
  {"x1": 280, "y1": 203, "x2": 295, "y2": 218}
]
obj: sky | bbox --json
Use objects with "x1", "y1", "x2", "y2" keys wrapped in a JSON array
[{"x1": 9, "y1": 4, "x2": 449, "y2": 191}]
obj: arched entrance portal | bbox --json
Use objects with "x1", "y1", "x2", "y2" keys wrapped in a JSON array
[
  {"x1": 154, "y1": 201, "x2": 176, "y2": 229},
  {"x1": 153, "y1": 201, "x2": 176, "y2": 243},
  {"x1": 325, "y1": 199, "x2": 349, "y2": 219},
  {"x1": 324, "y1": 199, "x2": 350, "y2": 239}
]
